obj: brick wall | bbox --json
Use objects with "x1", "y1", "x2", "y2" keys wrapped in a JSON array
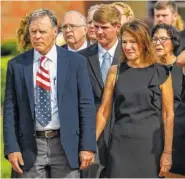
[
  {"x1": 1, "y1": 1, "x2": 148, "y2": 42},
  {"x1": 1, "y1": 1, "x2": 86, "y2": 42}
]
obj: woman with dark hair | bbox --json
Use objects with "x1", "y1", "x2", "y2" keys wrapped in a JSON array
[
  {"x1": 96, "y1": 19, "x2": 174, "y2": 177},
  {"x1": 152, "y1": 24, "x2": 185, "y2": 176},
  {"x1": 152, "y1": 24, "x2": 182, "y2": 109}
]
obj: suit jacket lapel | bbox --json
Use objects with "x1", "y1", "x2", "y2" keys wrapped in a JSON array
[
  {"x1": 88, "y1": 44, "x2": 104, "y2": 89},
  {"x1": 112, "y1": 41, "x2": 122, "y2": 65},
  {"x1": 56, "y1": 46, "x2": 68, "y2": 109},
  {"x1": 23, "y1": 49, "x2": 35, "y2": 120}
]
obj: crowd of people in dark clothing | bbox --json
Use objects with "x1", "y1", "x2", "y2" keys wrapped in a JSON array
[{"x1": 3, "y1": 0, "x2": 185, "y2": 178}]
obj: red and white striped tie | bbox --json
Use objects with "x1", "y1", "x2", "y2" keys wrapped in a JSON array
[
  {"x1": 35, "y1": 56, "x2": 52, "y2": 127},
  {"x1": 36, "y1": 56, "x2": 51, "y2": 91}
]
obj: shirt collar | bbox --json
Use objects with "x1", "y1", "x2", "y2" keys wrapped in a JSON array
[
  {"x1": 98, "y1": 39, "x2": 119, "y2": 59},
  {"x1": 68, "y1": 40, "x2": 88, "y2": 52},
  {"x1": 34, "y1": 44, "x2": 57, "y2": 62}
]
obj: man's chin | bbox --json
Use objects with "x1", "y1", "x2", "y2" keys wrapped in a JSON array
[
  {"x1": 98, "y1": 40, "x2": 107, "y2": 46},
  {"x1": 66, "y1": 39, "x2": 76, "y2": 44},
  {"x1": 34, "y1": 47, "x2": 45, "y2": 54}
]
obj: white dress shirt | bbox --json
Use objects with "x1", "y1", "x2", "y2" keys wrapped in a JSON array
[{"x1": 33, "y1": 44, "x2": 60, "y2": 131}]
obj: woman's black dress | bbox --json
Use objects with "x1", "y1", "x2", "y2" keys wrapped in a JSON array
[
  {"x1": 106, "y1": 62, "x2": 169, "y2": 178},
  {"x1": 167, "y1": 63, "x2": 183, "y2": 109},
  {"x1": 171, "y1": 71, "x2": 185, "y2": 175}
]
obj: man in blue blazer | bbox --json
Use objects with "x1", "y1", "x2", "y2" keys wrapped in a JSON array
[{"x1": 3, "y1": 9, "x2": 96, "y2": 178}]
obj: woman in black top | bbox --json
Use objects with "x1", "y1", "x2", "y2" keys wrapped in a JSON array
[
  {"x1": 173, "y1": 50, "x2": 185, "y2": 176},
  {"x1": 152, "y1": 24, "x2": 185, "y2": 176},
  {"x1": 152, "y1": 24, "x2": 182, "y2": 109},
  {"x1": 96, "y1": 20, "x2": 174, "y2": 178}
]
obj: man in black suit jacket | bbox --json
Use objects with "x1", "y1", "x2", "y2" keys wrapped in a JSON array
[
  {"x1": 61, "y1": 11, "x2": 90, "y2": 52},
  {"x1": 180, "y1": 30, "x2": 185, "y2": 48},
  {"x1": 3, "y1": 9, "x2": 96, "y2": 178},
  {"x1": 79, "y1": 4, "x2": 122, "y2": 178},
  {"x1": 176, "y1": 30, "x2": 185, "y2": 66},
  {"x1": 177, "y1": 30, "x2": 185, "y2": 54}
]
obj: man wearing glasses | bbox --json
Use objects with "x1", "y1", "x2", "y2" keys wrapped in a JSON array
[
  {"x1": 61, "y1": 11, "x2": 89, "y2": 52},
  {"x1": 79, "y1": 4, "x2": 122, "y2": 178}
]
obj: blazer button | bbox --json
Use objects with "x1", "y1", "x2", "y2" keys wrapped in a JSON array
[{"x1": 33, "y1": 133, "x2": 36, "y2": 136}]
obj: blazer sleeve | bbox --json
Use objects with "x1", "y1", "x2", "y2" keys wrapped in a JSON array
[
  {"x1": 77, "y1": 56, "x2": 96, "y2": 153},
  {"x1": 3, "y1": 61, "x2": 20, "y2": 158}
]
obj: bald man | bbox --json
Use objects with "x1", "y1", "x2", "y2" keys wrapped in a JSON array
[{"x1": 61, "y1": 11, "x2": 89, "y2": 51}]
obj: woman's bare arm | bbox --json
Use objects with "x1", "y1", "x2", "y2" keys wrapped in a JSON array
[
  {"x1": 160, "y1": 74, "x2": 174, "y2": 154},
  {"x1": 96, "y1": 65, "x2": 118, "y2": 141},
  {"x1": 159, "y1": 74, "x2": 174, "y2": 177}
]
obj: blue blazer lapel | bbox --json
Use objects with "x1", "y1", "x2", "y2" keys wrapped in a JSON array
[
  {"x1": 56, "y1": 46, "x2": 68, "y2": 109},
  {"x1": 23, "y1": 49, "x2": 35, "y2": 120}
]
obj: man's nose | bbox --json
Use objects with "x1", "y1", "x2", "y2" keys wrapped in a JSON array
[
  {"x1": 66, "y1": 26, "x2": 73, "y2": 32},
  {"x1": 158, "y1": 16, "x2": 164, "y2": 22},
  {"x1": 96, "y1": 27, "x2": 103, "y2": 34},
  {"x1": 35, "y1": 32, "x2": 42, "y2": 38}
]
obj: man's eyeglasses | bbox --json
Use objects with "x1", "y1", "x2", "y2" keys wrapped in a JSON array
[
  {"x1": 61, "y1": 24, "x2": 86, "y2": 31},
  {"x1": 152, "y1": 37, "x2": 171, "y2": 44}
]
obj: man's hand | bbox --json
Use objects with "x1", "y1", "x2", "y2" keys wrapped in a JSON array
[
  {"x1": 79, "y1": 151, "x2": 94, "y2": 170},
  {"x1": 8, "y1": 152, "x2": 24, "y2": 174}
]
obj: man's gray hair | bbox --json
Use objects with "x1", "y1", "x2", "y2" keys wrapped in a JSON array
[
  {"x1": 62, "y1": 11, "x2": 87, "y2": 25},
  {"x1": 29, "y1": 9, "x2": 58, "y2": 27},
  {"x1": 87, "y1": 4, "x2": 102, "y2": 17}
]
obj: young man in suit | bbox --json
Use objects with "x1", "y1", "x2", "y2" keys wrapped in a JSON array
[
  {"x1": 3, "y1": 9, "x2": 96, "y2": 178},
  {"x1": 79, "y1": 4, "x2": 122, "y2": 178},
  {"x1": 154, "y1": 1, "x2": 177, "y2": 26},
  {"x1": 61, "y1": 11, "x2": 89, "y2": 52}
]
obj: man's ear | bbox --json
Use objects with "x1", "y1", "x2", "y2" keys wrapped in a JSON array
[
  {"x1": 54, "y1": 27, "x2": 58, "y2": 38},
  {"x1": 173, "y1": 12, "x2": 177, "y2": 23},
  {"x1": 84, "y1": 25, "x2": 88, "y2": 33},
  {"x1": 116, "y1": 23, "x2": 121, "y2": 33}
]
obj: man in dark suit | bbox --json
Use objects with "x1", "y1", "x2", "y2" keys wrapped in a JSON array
[
  {"x1": 79, "y1": 4, "x2": 122, "y2": 178},
  {"x1": 153, "y1": 1, "x2": 177, "y2": 27},
  {"x1": 3, "y1": 9, "x2": 96, "y2": 178},
  {"x1": 178, "y1": 30, "x2": 185, "y2": 54},
  {"x1": 176, "y1": 30, "x2": 185, "y2": 62},
  {"x1": 61, "y1": 11, "x2": 90, "y2": 52}
]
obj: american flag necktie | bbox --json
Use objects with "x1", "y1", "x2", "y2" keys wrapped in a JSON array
[{"x1": 35, "y1": 56, "x2": 52, "y2": 127}]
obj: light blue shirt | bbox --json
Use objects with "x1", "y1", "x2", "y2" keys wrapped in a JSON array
[
  {"x1": 98, "y1": 39, "x2": 119, "y2": 68},
  {"x1": 33, "y1": 44, "x2": 60, "y2": 131}
]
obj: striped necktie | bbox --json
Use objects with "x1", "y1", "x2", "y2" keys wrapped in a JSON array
[{"x1": 35, "y1": 56, "x2": 52, "y2": 127}]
